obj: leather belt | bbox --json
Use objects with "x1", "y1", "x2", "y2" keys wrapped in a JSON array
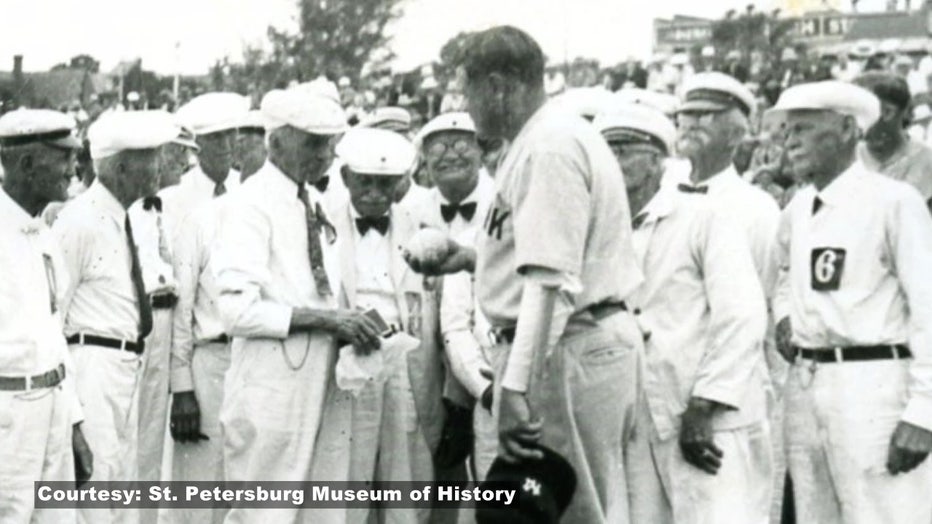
[
  {"x1": 795, "y1": 344, "x2": 911, "y2": 363},
  {"x1": 0, "y1": 363, "x2": 66, "y2": 391},
  {"x1": 490, "y1": 301, "x2": 628, "y2": 345},
  {"x1": 151, "y1": 293, "x2": 178, "y2": 310},
  {"x1": 66, "y1": 333, "x2": 143, "y2": 354},
  {"x1": 207, "y1": 334, "x2": 230, "y2": 344}
]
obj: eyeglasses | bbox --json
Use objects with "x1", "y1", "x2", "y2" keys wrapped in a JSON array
[{"x1": 426, "y1": 138, "x2": 474, "y2": 159}]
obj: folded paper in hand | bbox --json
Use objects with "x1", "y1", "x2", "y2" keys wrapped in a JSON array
[{"x1": 335, "y1": 332, "x2": 420, "y2": 393}]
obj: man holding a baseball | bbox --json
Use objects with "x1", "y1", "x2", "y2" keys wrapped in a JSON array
[{"x1": 405, "y1": 26, "x2": 644, "y2": 523}]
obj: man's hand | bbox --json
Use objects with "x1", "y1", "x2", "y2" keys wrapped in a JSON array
[
  {"x1": 72, "y1": 423, "x2": 93, "y2": 487},
  {"x1": 498, "y1": 387, "x2": 544, "y2": 463},
  {"x1": 170, "y1": 391, "x2": 202, "y2": 443},
  {"x1": 775, "y1": 317, "x2": 795, "y2": 363},
  {"x1": 679, "y1": 397, "x2": 725, "y2": 475},
  {"x1": 327, "y1": 310, "x2": 382, "y2": 355},
  {"x1": 403, "y1": 240, "x2": 476, "y2": 276},
  {"x1": 887, "y1": 421, "x2": 932, "y2": 474}
]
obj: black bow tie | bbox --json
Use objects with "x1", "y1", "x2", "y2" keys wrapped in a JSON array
[
  {"x1": 355, "y1": 215, "x2": 390, "y2": 236},
  {"x1": 677, "y1": 183, "x2": 708, "y2": 195},
  {"x1": 440, "y1": 201, "x2": 477, "y2": 223},
  {"x1": 142, "y1": 196, "x2": 162, "y2": 212},
  {"x1": 313, "y1": 176, "x2": 330, "y2": 193}
]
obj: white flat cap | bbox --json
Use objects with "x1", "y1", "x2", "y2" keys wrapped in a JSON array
[
  {"x1": 680, "y1": 72, "x2": 756, "y2": 116},
  {"x1": 360, "y1": 106, "x2": 411, "y2": 133},
  {"x1": 594, "y1": 103, "x2": 676, "y2": 155},
  {"x1": 614, "y1": 88, "x2": 679, "y2": 116},
  {"x1": 88, "y1": 110, "x2": 180, "y2": 160},
  {"x1": 237, "y1": 110, "x2": 267, "y2": 132},
  {"x1": 553, "y1": 87, "x2": 616, "y2": 120},
  {"x1": 770, "y1": 80, "x2": 881, "y2": 131},
  {"x1": 414, "y1": 112, "x2": 476, "y2": 149},
  {"x1": 0, "y1": 108, "x2": 81, "y2": 149},
  {"x1": 261, "y1": 88, "x2": 348, "y2": 135},
  {"x1": 176, "y1": 92, "x2": 251, "y2": 135},
  {"x1": 300, "y1": 77, "x2": 341, "y2": 104},
  {"x1": 336, "y1": 127, "x2": 416, "y2": 176}
]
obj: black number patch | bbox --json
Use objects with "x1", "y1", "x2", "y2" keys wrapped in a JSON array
[{"x1": 810, "y1": 247, "x2": 846, "y2": 291}]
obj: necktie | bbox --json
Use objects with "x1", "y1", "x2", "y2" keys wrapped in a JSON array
[
  {"x1": 440, "y1": 201, "x2": 478, "y2": 223},
  {"x1": 812, "y1": 196, "x2": 823, "y2": 215},
  {"x1": 313, "y1": 176, "x2": 330, "y2": 193},
  {"x1": 632, "y1": 212, "x2": 649, "y2": 230},
  {"x1": 124, "y1": 215, "x2": 153, "y2": 344},
  {"x1": 355, "y1": 215, "x2": 390, "y2": 236},
  {"x1": 297, "y1": 185, "x2": 333, "y2": 297},
  {"x1": 677, "y1": 183, "x2": 708, "y2": 195},
  {"x1": 214, "y1": 182, "x2": 226, "y2": 197}
]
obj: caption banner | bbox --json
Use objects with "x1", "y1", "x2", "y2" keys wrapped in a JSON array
[{"x1": 35, "y1": 482, "x2": 522, "y2": 509}]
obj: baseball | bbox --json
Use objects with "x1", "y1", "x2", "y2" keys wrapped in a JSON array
[{"x1": 404, "y1": 228, "x2": 452, "y2": 267}]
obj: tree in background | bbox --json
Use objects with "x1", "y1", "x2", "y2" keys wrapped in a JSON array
[{"x1": 710, "y1": 5, "x2": 797, "y2": 66}]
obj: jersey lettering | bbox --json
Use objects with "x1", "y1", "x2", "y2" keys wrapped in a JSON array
[
  {"x1": 810, "y1": 247, "x2": 846, "y2": 291},
  {"x1": 484, "y1": 207, "x2": 510, "y2": 241}
]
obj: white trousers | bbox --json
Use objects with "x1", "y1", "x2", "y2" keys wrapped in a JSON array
[
  {"x1": 71, "y1": 344, "x2": 142, "y2": 524},
  {"x1": 220, "y1": 335, "x2": 332, "y2": 524},
  {"x1": 169, "y1": 342, "x2": 230, "y2": 524},
  {"x1": 0, "y1": 384, "x2": 75, "y2": 524},
  {"x1": 627, "y1": 393, "x2": 772, "y2": 524},
  {"x1": 138, "y1": 308, "x2": 173, "y2": 484},
  {"x1": 785, "y1": 358, "x2": 932, "y2": 524}
]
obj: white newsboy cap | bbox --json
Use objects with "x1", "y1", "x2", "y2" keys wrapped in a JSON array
[
  {"x1": 88, "y1": 110, "x2": 180, "y2": 160},
  {"x1": 237, "y1": 110, "x2": 267, "y2": 132},
  {"x1": 680, "y1": 72, "x2": 756, "y2": 116},
  {"x1": 261, "y1": 88, "x2": 348, "y2": 135},
  {"x1": 553, "y1": 87, "x2": 616, "y2": 119},
  {"x1": 414, "y1": 112, "x2": 476, "y2": 149},
  {"x1": 176, "y1": 92, "x2": 251, "y2": 135},
  {"x1": 594, "y1": 103, "x2": 677, "y2": 155},
  {"x1": 770, "y1": 80, "x2": 881, "y2": 131},
  {"x1": 360, "y1": 106, "x2": 412, "y2": 133},
  {"x1": 336, "y1": 127, "x2": 416, "y2": 176},
  {"x1": 0, "y1": 108, "x2": 81, "y2": 149}
]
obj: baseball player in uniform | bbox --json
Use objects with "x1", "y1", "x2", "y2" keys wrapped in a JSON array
[
  {"x1": 211, "y1": 87, "x2": 383, "y2": 524},
  {"x1": 0, "y1": 109, "x2": 91, "y2": 523},
  {"x1": 596, "y1": 103, "x2": 772, "y2": 524},
  {"x1": 407, "y1": 26, "x2": 644, "y2": 524},
  {"x1": 54, "y1": 110, "x2": 180, "y2": 524},
  {"x1": 772, "y1": 81, "x2": 932, "y2": 523}
]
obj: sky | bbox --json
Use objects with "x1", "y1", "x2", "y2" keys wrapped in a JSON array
[{"x1": 0, "y1": 0, "x2": 891, "y2": 76}]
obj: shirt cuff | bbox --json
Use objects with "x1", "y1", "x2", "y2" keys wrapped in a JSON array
[
  {"x1": 901, "y1": 396, "x2": 932, "y2": 433},
  {"x1": 170, "y1": 367, "x2": 195, "y2": 393},
  {"x1": 689, "y1": 386, "x2": 741, "y2": 412}
]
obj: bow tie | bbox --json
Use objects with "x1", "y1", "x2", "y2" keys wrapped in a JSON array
[
  {"x1": 355, "y1": 215, "x2": 390, "y2": 236},
  {"x1": 142, "y1": 196, "x2": 162, "y2": 212},
  {"x1": 440, "y1": 201, "x2": 477, "y2": 223},
  {"x1": 313, "y1": 176, "x2": 330, "y2": 193},
  {"x1": 677, "y1": 183, "x2": 708, "y2": 195}
]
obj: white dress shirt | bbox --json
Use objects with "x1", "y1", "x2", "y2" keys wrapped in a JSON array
[
  {"x1": 127, "y1": 198, "x2": 175, "y2": 296},
  {"x1": 631, "y1": 187, "x2": 768, "y2": 440},
  {"x1": 395, "y1": 181, "x2": 432, "y2": 220},
  {"x1": 53, "y1": 181, "x2": 141, "y2": 342},
  {"x1": 212, "y1": 161, "x2": 341, "y2": 339},
  {"x1": 416, "y1": 169, "x2": 495, "y2": 238},
  {"x1": 170, "y1": 194, "x2": 231, "y2": 392},
  {"x1": 0, "y1": 188, "x2": 82, "y2": 422},
  {"x1": 773, "y1": 162, "x2": 932, "y2": 431},
  {"x1": 350, "y1": 207, "x2": 401, "y2": 329},
  {"x1": 668, "y1": 164, "x2": 780, "y2": 297},
  {"x1": 161, "y1": 165, "x2": 240, "y2": 246}
]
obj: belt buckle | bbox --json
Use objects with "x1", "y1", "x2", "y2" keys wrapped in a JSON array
[{"x1": 834, "y1": 346, "x2": 843, "y2": 363}]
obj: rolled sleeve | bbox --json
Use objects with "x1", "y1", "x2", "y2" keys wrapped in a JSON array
[
  {"x1": 890, "y1": 189, "x2": 932, "y2": 431},
  {"x1": 211, "y1": 201, "x2": 293, "y2": 339}
]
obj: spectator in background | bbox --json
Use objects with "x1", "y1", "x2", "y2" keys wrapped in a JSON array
[
  {"x1": 908, "y1": 103, "x2": 932, "y2": 143},
  {"x1": 855, "y1": 72, "x2": 932, "y2": 210},
  {"x1": 722, "y1": 50, "x2": 749, "y2": 83},
  {"x1": 620, "y1": 57, "x2": 649, "y2": 89}
]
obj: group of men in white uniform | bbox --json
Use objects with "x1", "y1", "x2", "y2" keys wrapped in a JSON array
[{"x1": 2, "y1": 24, "x2": 932, "y2": 524}]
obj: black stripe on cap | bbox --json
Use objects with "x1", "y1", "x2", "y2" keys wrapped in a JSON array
[
  {"x1": 685, "y1": 88, "x2": 750, "y2": 116},
  {"x1": 0, "y1": 129, "x2": 75, "y2": 148},
  {"x1": 603, "y1": 128, "x2": 668, "y2": 155}
]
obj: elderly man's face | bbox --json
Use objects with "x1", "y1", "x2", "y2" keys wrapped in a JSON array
[
  {"x1": 342, "y1": 170, "x2": 401, "y2": 218},
  {"x1": 196, "y1": 129, "x2": 235, "y2": 180},
  {"x1": 676, "y1": 107, "x2": 737, "y2": 160},
  {"x1": 11, "y1": 144, "x2": 77, "y2": 206},
  {"x1": 102, "y1": 148, "x2": 161, "y2": 203},
  {"x1": 607, "y1": 142, "x2": 664, "y2": 192},
  {"x1": 270, "y1": 126, "x2": 335, "y2": 185},
  {"x1": 782, "y1": 110, "x2": 849, "y2": 184},
  {"x1": 423, "y1": 130, "x2": 481, "y2": 200},
  {"x1": 235, "y1": 131, "x2": 267, "y2": 180}
]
